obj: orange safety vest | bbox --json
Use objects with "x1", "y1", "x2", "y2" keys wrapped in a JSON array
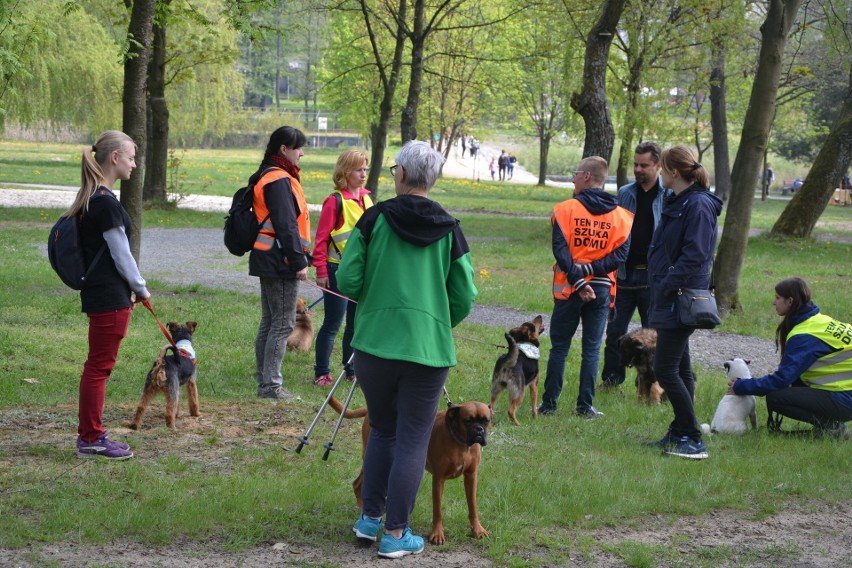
[
  {"x1": 551, "y1": 199, "x2": 633, "y2": 304},
  {"x1": 252, "y1": 168, "x2": 311, "y2": 255}
]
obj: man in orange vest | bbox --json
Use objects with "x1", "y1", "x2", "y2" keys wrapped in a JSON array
[{"x1": 538, "y1": 157, "x2": 634, "y2": 418}]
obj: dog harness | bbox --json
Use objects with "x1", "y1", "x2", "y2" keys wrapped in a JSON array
[
  {"x1": 175, "y1": 339, "x2": 197, "y2": 366},
  {"x1": 518, "y1": 343, "x2": 540, "y2": 360}
]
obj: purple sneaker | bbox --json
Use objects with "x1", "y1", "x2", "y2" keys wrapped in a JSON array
[{"x1": 76, "y1": 434, "x2": 134, "y2": 460}]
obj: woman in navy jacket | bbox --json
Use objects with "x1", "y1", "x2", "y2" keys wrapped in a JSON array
[{"x1": 646, "y1": 145, "x2": 723, "y2": 459}]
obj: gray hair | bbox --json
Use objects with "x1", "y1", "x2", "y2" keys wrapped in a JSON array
[{"x1": 395, "y1": 141, "x2": 444, "y2": 191}]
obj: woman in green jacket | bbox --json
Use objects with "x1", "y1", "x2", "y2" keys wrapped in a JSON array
[{"x1": 337, "y1": 141, "x2": 477, "y2": 559}]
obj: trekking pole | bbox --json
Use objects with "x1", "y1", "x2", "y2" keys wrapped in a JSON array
[
  {"x1": 291, "y1": 352, "x2": 355, "y2": 454},
  {"x1": 323, "y1": 375, "x2": 359, "y2": 461}
]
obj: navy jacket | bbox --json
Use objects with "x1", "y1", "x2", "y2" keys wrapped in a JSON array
[{"x1": 647, "y1": 184, "x2": 723, "y2": 329}]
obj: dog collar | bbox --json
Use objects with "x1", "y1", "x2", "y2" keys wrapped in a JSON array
[{"x1": 518, "y1": 343, "x2": 540, "y2": 360}]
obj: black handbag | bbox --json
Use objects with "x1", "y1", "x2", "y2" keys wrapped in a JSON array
[
  {"x1": 663, "y1": 243, "x2": 722, "y2": 329},
  {"x1": 675, "y1": 288, "x2": 721, "y2": 329}
]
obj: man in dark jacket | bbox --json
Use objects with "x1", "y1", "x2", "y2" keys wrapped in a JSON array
[{"x1": 539, "y1": 156, "x2": 633, "y2": 418}]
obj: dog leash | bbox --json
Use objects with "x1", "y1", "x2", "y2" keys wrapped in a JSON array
[
  {"x1": 141, "y1": 299, "x2": 178, "y2": 350},
  {"x1": 304, "y1": 280, "x2": 507, "y2": 350}
]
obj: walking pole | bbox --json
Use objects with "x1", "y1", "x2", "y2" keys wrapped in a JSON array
[
  {"x1": 323, "y1": 375, "x2": 359, "y2": 461},
  {"x1": 291, "y1": 352, "x2": 355, "y2": 454}
]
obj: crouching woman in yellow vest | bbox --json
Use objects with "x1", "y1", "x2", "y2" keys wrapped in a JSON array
[{"x1": 729, "y1": 277, "x2": 852, "y2": 440}]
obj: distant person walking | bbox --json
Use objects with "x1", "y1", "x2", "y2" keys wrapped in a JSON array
[
  {"x1": 489, "y1": 157, "x2": 496, "y2": 180},
  {"x1": 507, "y1": 154, "x2": 516, "y2": 180},
  {"x1": 498, "y1": 150, "x2": 508, "y2": 181}
]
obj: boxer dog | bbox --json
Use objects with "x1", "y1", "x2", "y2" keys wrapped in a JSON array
[
  {"x1": 709, "y1": 358, "x2": 757, "y2": 434},
  {"x1": 328, "y1": 396, "x2": 491, "y2": 545}
]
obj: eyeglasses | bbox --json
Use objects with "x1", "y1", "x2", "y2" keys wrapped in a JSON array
[
  {"x1": 573, "y1": 170, "x2": 587, "y2": 178},
  {"x1": 389, "y1": 164, "x2": 398, "y2": 176}
]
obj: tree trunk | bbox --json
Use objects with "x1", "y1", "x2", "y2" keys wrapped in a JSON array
[
  {"x1": 713, "y1": 0, "x2": 804, "y2": 311},
  {"x1": 570, "y1": 0, "x2": 627, "y2": 163},
  {"x1": 616, "y1": 77, "x2": 640, "y2": 188},
  {"x1": 771, "y1": 62, "x2": 852, "y2": 237},
  {"x1": 144, "y1": 14, "x2": 168, "y2": 203},
  {"x1": 709, "y1": 41, "x2": 731, "y2": 202},
  {"x1": 538, "y1": 134, "x2": 551, "y2": 186},
  {"x1": 362, "y1": 0, "x2": 407, "y2": 194},
  {"x1": 121, "y1": 0, "x2": 156, "y2": 262},
  {"x1": 400, "y1": 0, "x2": 425, "y2": 144}
]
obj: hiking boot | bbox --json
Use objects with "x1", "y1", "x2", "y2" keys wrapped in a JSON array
[
  {"x1": 258, "y1": 387, "x2": 295, "y2": 400},
  {"x1": 643, "y1": 429, "x2": 678, "y2": 448},
  {"x1": 353, "y1": 513, "x2": 382, "y2": 542},
  {"x1": 76, "y1": 434, "x2": 134, "y2": 461},
  {"x1": 574, "y1": 406, "x2": 604, "y2": 419},
  {"x1": 377, "y1": 528, "x2": 424, "y2": 559},
  {"x1": 663, "y1": 436, "x2": 709, "y2": 460}
]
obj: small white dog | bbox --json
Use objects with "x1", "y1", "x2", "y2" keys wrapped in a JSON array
[{"x1": 708, "y1": 358, "x2": 758, "y2": 434}]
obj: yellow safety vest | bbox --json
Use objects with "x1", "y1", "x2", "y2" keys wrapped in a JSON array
[
  {"x1": 788, "y1": 313, "x2": 852, "y2": 391},
  {"x1": 328, "y1": 191, "x2": 374, "y2": 264}
]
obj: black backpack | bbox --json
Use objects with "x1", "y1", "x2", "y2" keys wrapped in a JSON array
[
  {"x1": 48, "y1": 213, "x2": 106, "y2": 290},
  {"x1": 223, "y1": 167, "x2": 276, "y2": 256}
]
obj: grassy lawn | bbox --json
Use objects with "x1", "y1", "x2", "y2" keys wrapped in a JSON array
[{"x1": 1, "y1": 138, "x2": 851, "y2": 566}]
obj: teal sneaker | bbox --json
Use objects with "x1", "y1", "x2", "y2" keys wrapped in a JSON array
[
  {"x1": 377, "y1": 528, "x2": 424, "y2": 558},
  {"x1": 353, "y1": 514, "x2": 382, "y2": 542}
]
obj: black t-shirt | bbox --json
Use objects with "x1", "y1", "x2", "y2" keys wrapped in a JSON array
[
  {"x1": 626, "y1": 185, "x2": 658, "y2": 269},
  {"x1": 78, "y1": 187, "x2": 133, "y2": 313}
]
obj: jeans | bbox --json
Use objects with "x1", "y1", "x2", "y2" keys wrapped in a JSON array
[
  {"x1": 255, "y1": 277, "x2": 299, "y2": 394},
  {"x1": 601, "y1": 268, "x2": 651, "y2": 386},
  {"x1": 78, "y1": 308, "x2": 131, "y2": 442},
  {"x1": 314, "y1": 264, "x2": 356, "y2": 377},
  {"x1": 653, "y1": 327, "x2": 700, "y2": 440},
  {"x1": 541, "y1": 286, "x2": 610, "y2": 412},
  {"x1": 355, "y1": 350, "x2": 448, "y2": 531}
]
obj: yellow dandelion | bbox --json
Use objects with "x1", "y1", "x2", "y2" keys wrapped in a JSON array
[{"x1": 479, "y1": 269, "x2": 491, "y2": 280}]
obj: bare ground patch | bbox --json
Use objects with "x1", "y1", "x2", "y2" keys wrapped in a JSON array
[{"x1": 1, "y1": 404, "x2": 849, "y2": 567}]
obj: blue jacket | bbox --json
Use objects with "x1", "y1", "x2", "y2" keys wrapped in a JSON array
[
  {"x1": 647, "y1": 184, "x2": 723, "y2": 329},
  {"x1": 615, "y1": 178, "x2": 667, "y2": 280},
  {"x1": 733, "y1": 302, "x2": 852, "y2": 410}
]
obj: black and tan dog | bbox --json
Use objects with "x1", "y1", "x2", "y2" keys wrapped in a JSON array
[
  {"x1": 328, "y1": 396, "x2": 491, "y2": 545},
  {"x1": 490, "y1": 315, "x2": 544, "y2": 425},
  {"x1": 618, "y1": 328, "x2": 666, "y2": 405},
  {"x1": 130, "y1": 321, "x2": 200, "y2": 430},
  {"x1": 286, "y1": 297, "x2": 314, "y2": 352}
]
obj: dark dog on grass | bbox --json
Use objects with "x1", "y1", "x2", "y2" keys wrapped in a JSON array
[
  {"x1": 328, "y1": 397, "x2": 491, "y2": 545},
  {"x1": 286, "y1": 297, "x2": 313, "y2": 352},
  {"x1": 130, "y1": 321, "x2": 200, "y2": 430},
  {"x1": 618, "y1": 328, "x2": 666, "y2": 405},
  {"x1": 490, "y1": 315, "x2": 544, "y2": 425}
]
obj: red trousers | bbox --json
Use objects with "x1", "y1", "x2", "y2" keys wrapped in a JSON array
[{"x1": 78, "y1": 308, "x2": 131, "y2": 442}]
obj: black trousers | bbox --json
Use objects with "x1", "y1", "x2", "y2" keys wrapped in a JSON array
[{"x1": 767, "y1": 382, "x2": 852, "y2": 429}]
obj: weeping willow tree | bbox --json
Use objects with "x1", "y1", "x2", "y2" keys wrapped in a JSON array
[{"x1": 3, "y1": 0, "x2": 123, "y2": 136}]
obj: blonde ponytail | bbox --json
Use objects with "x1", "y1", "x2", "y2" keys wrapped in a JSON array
[{"x1": 64, "y1": 130, "x2": 135, "y2": 218}]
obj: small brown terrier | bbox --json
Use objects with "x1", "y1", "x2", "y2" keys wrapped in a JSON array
[
  {"x1": 490, "y1": 315, "x2": 544, "y2": 425},
  {"x1": 328, "y1": 397, "x2": 491, "y2": 545},
  {"x1": 618, "y1": 328, "x2": 666, "y2": 404},
  {"x1": 286, "y1": 297, "x2": 313, "y2": 352},
  {"x1": 130, "y1": 321, "x2": 200, "y2": 430}
]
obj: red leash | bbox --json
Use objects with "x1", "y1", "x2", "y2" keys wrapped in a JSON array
[{"x1": 141, "y1": 299, "x2": 178, "y2": 350}]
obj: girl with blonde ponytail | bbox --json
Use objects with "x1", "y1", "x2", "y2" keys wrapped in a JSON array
[{"x1": 70, "y1": 130, "x2": 150, "y2": 461}]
